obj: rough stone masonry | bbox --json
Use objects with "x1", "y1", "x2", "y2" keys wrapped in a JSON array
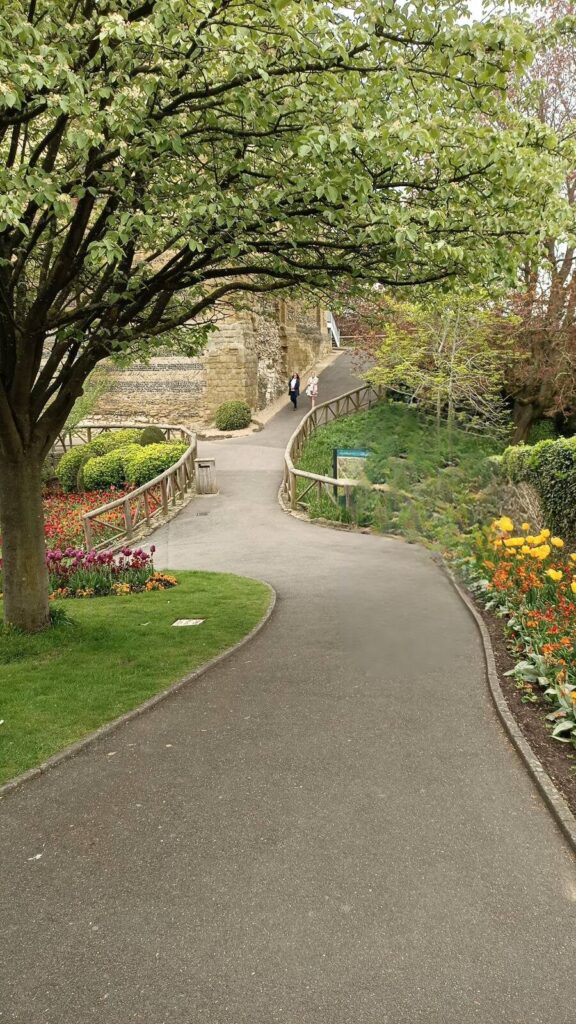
[{"x1": 92, "y1": 298, "x2": 331, "y2": 427}]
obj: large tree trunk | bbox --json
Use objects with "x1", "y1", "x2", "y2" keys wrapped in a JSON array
[
  {"x1": 511, "y1": 400, "x2": 538, "y2": 444},
  {"x1": 0, "y1": 454, "x2": 50, "y2": 631}
]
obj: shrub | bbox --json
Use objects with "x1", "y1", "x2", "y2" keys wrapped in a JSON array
[
  {"x1": 94, "y1": 428, "x2": 142, "y2": 452},
  {"x1": 56, "y1": 439, "x2": 108, "y2": 492},
  {"x1": 56, "y1": 430, "x2": 142, "y2": 492},
  {"x1": 123, "y1": 442, "x2": 188, "y2": 486},
  {"x1": 501, "y1": 442, "x2": 536, "y2": 484},
  {"x1": 214, "y1": 400, "x2": 251, "y2": 431},
  {"x1": 82, "y1": 444, "x2": 142, "y2": 490},
  {"x1": 140, "y1": 425, "x2": 166, "y2": 445},
  {"x1": 75, "y1": 453, "x2": 92, "y2": 492},
  {"x1": 531, "y1": 438, "x2": 576, "y2": 536},
  {"x1": 501, "y1": 437, "x2": 576, "y2": 536},
  {"x1": 528, "y1": 418, "x2": 556, "y2": 444}
]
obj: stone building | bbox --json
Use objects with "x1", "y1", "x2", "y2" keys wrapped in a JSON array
[{"x1": 92, "y1": 298, "x2": 331, "y2": 427}]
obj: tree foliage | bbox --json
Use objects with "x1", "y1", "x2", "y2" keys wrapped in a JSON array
[
  {"x1": 0, "y1": 0, "x2": 569, "y2": 629},
  {"x1": 0, "y1": 0, "x2": 565, "y2": 459},
  {"x1": 362, "y1": 293, "x2": 515, "y2": 434},
  {"x1": 501, "y1": 0, "x2": 576, "y2": 438}
]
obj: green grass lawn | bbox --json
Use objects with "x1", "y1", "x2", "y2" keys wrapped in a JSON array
[
  {"x1": 0, "y1": 571, "x2": 271, "y2": 784},
  {"x1": 297, "y1": 400, "x2": 504, "y2": 546}
]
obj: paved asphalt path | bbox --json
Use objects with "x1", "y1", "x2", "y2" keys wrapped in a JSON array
[{"x1": 2, "y1": 354, "x2": 576, "y2": 1024}]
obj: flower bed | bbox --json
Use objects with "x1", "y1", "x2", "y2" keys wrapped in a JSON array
[
  {"x1": 43, "y1": 489, "x2": 128, "y2": 548},
  {"x1": 464, "y1": 517, "x2": 576, "y2": 748},
  {"x1": 45, "y1": 545, "x2": 176, "y2": 598}
]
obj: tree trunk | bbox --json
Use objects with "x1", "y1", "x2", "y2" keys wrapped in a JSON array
[
  {"x1": 0, "y1": 454, "x2": 50, "y2": 631},
  {"x1": 512, "y1": 401, "x2": 537, "y2": 443}
]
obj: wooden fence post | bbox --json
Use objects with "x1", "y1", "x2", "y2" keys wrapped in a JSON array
[
  {"x1": 83, "y1": 516, "x2": 93, "y2": 550},
  {"x1": 124, "y1": 498, "x2": 133, "y2": 539},
  {"x1": 290, "y1": 471, "x2": 297, "y2": 510}
]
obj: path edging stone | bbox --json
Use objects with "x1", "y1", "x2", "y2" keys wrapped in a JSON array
[
  {"x1": 0, "y1": 583, "x2": 276, "y2": 801},
  {"x1": 439, "y1": 560, "x2": 576, "y2": 854}
]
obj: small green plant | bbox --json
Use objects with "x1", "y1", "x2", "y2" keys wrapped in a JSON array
[{"x1": 214, "y1": 400, "x2": 252, "y2": 431}]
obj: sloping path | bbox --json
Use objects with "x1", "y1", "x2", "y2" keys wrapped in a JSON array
[{"x1": 2, "y1": 354, "x2": 575, "y2": 1024}]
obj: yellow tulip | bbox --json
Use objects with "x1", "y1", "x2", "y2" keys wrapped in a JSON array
[
  {"x1": 521, "y1": 545, "x2": 531, "y2": 554},
  {"x1": 551, "y1": 537, "x2": 564, "y2": 548},
  {"x1": 541, "y1": 529, "x2": 551, "y2": 539},
  {"x1": 571, "y1": 581, "x2": 576, "y2": 595},
  {"x1": 546, "y1": 569, "x2": 562, "y2": 582},
  {"x1": 532, "y1": 544, "x2": 551, "y2": 560},
  {"x1": 493, "y1": 516, "x2": 514, "y2": 533},
  {"x1": 521, "y1": 522, "x2": 530, "y2": 531},
  {"x1": 504, "y1": 537, "x2": 524, "y2": 548},
  {"x1": 570, "y1": 554, "x2": 576, "y2": 564}
]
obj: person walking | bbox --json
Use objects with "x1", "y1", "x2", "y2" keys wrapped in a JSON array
[
  {"x1": 306, "y1": 372, "x2": 319, "y2": 408},
  {"x1": 288, "y1": 372, "x2": 300, "y2": 410}
]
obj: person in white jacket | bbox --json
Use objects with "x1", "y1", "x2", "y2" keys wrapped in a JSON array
[{"x1": 306, "y1": 373, "x2": 319, "y2": 408}]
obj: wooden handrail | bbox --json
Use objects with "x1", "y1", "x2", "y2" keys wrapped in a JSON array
[
  {"x1": 58, "y1": 421, "x2": 198, "y2": 550},
  {"x1": 283, "y1": 384, "x2": 384, "y2": 511}
]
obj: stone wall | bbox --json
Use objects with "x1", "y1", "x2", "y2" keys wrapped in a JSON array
[{"x1": 92, "y1": 298, "x2": 330, "y2": 426}]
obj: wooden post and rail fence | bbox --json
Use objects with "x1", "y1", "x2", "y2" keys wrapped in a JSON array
[
  {"x1": 54, "y1": 422, "x2": 198, "y2": 550},
  {"x1": 282, "y1": 384, "x2": 385, "y2": 514}
]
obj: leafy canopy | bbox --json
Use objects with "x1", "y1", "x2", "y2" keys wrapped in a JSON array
[
  {"x1": 363, "y1": 292, "x2": 516, "y2": 433},
  {"x1": 0, "y1": 0, "x2": 567, "y2": 456}
]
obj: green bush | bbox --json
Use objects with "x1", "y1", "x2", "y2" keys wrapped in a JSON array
[
  {"x1": 56, "y1": 430, "x2": 144, "y2": 491},
  {"x1": 214, "y1": 400, "x2": 251, "y2": 431},
  {"x1": 82, "y1": 445, "x2": 143, "y2": 490},
  {"x1": 527, "y1": 419, "x2": 556, "y2": 444},
  {"x1": 94, "y1": 428, "x2": 142, "y2": 452},
  {"x1": 75, "y1": 453, "x2": 92, "y2": 492},
  {"x1": 502, "y1": 436, "x2": 576, "y2": 535},
  {"x1": 140, "y1": 425, "x2": 166, "y2": 445},
  {"x1": 56, "y1": 439, "x2": 108, "y2": 492},
  {"x1": 500, "y1": 443, "x2": 535, "y2": 484},
  {"x1": 123, "y1": 442, "x2": 188, "y2": 486}
]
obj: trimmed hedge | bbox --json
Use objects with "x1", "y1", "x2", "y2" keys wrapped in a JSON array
[
  {"x1": 501, "y1": 437, "x2": 576, "y2": 535},
  {"x1": 57, "y1": 429, "x2": 143, "y2": 491},
  {"x1": 82, "y1": 445, "x2": 143, "y2": 490},
  {"x1": 56, "y1": 429, "x2": 188, "y2": 492},
  {"x1": 95, "y1": 428, "x2": 142, "y2": 452},
  {"x1": 214, "y1": 400, "x2": 251, "y2": 431},
  {"x1": 57, "y1": 438, "x2": 108, "y2": 492},
  {"x1": 123, "y1": 442, "x2": 188, "y2": 486}
]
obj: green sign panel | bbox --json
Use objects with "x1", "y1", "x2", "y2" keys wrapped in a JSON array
[
  {"x1": 333, "y1": 447, "x2": 371, "y2": 487},
  {"x1": 335, "y1": 448, "x2": 370, "y2": 459}
]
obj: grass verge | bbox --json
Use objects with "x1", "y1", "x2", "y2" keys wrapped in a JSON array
[
  {"x1": 297, "y1": 400, "x2": 502, "y2": 547},
  {"x1": 0, "y1": 571, "x2": 271, "y2": 785}
]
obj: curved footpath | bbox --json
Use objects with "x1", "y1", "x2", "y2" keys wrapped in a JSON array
[{"x1": 2, "y1": 354, "x2": 575, "y2": 1024}]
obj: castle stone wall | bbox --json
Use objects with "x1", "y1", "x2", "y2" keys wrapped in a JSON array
[{"x1": 92, "y1": 299, "x2": 330, "y2": 426}]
